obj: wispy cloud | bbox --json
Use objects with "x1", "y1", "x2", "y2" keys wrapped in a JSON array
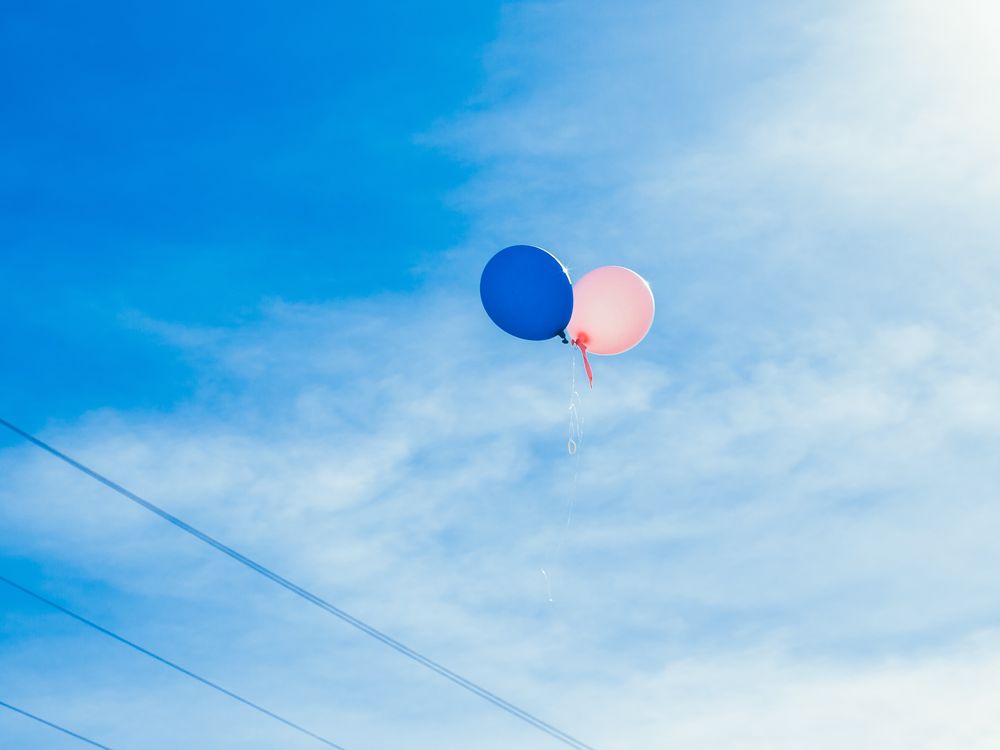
[{"x1": 4, "y1": 1, "x2": 1000, "y2": 748}]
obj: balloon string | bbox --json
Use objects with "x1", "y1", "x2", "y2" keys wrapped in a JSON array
[
  {"x1": 544, "y1": 346, "x2": 585, "y2": 603},
  {"x1": 576, "y1": 341, "x2": 593, "y2": 388},
  {"x1": 567, "y1": 352, "x2": 584, "y2": 456}
]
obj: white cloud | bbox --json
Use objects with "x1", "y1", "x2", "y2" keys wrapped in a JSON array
[
  {"x1": 588, "y1": 631, "x2": 1000, "y2": 749},
  {"x1": 5, "y1": 1, "x2": 1000, "y2": 748}
]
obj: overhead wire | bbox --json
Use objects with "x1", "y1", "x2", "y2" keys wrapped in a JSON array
[
  {"x1": 0, "y1": 574, "x2": 347, "y2": 750},
  {"x1": 0, "y1": 417, "x2": 598, "y2": 750},
  {"x1": 0, "y1": 698, "x2": 116, "y2": 750}
]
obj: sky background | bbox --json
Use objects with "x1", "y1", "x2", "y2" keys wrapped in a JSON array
[{"x1": 3, "y1": 1, "x2": 1000, "y2": 748}]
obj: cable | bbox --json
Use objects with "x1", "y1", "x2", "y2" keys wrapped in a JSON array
[
  {"x1": 0, "y1": 417, "x2": 598, "y2": 750},
  {"x1": 0, "y1": 698, "x2": 116, "y2": 749},
  {"x1": 0, "y1": 575, "x2": 346, "y2": 750}
]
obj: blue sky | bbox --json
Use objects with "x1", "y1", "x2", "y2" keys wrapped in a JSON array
[
  {"x1": 1, "y1": 0, "x2": 496, "y2": 423},
  {"x1": 5, "y1": 1, "x2": 1000, "y2": 748}
]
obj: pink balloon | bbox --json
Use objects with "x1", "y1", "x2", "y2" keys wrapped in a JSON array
[{"x1": 567, "y1": 266, "x2": 654, "y2": 356}]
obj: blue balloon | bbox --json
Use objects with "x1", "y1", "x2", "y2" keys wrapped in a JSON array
[{"x1": 480, "y1": 245, "x2": 573, "y2": 341}]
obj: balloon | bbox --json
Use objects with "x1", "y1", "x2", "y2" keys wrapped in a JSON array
[
  {"x1": 567, "y1": 266, "x2": 654, "y2": 355},
  {"x1": 480, "y1": 245, "x2": 574, "y2": 341}
]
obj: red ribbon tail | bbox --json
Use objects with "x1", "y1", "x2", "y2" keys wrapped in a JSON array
[{"x1": 578, "y1": 342, "x2": 593, "y2": 388}]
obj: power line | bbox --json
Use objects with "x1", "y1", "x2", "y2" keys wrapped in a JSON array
[
  {"x1": 0, "y1": 574, "x2": 347, "y2": 750},
  {"x1": 0, "y1": 698, "x2": 116, "y2": 750},
  {"x1": 0, "y1": 417, "x2": 598, "y2": 750}
]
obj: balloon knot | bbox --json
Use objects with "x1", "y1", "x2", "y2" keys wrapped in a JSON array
[{"x1": 558, "y1": 330, "x2": 569, "y2": 344}]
